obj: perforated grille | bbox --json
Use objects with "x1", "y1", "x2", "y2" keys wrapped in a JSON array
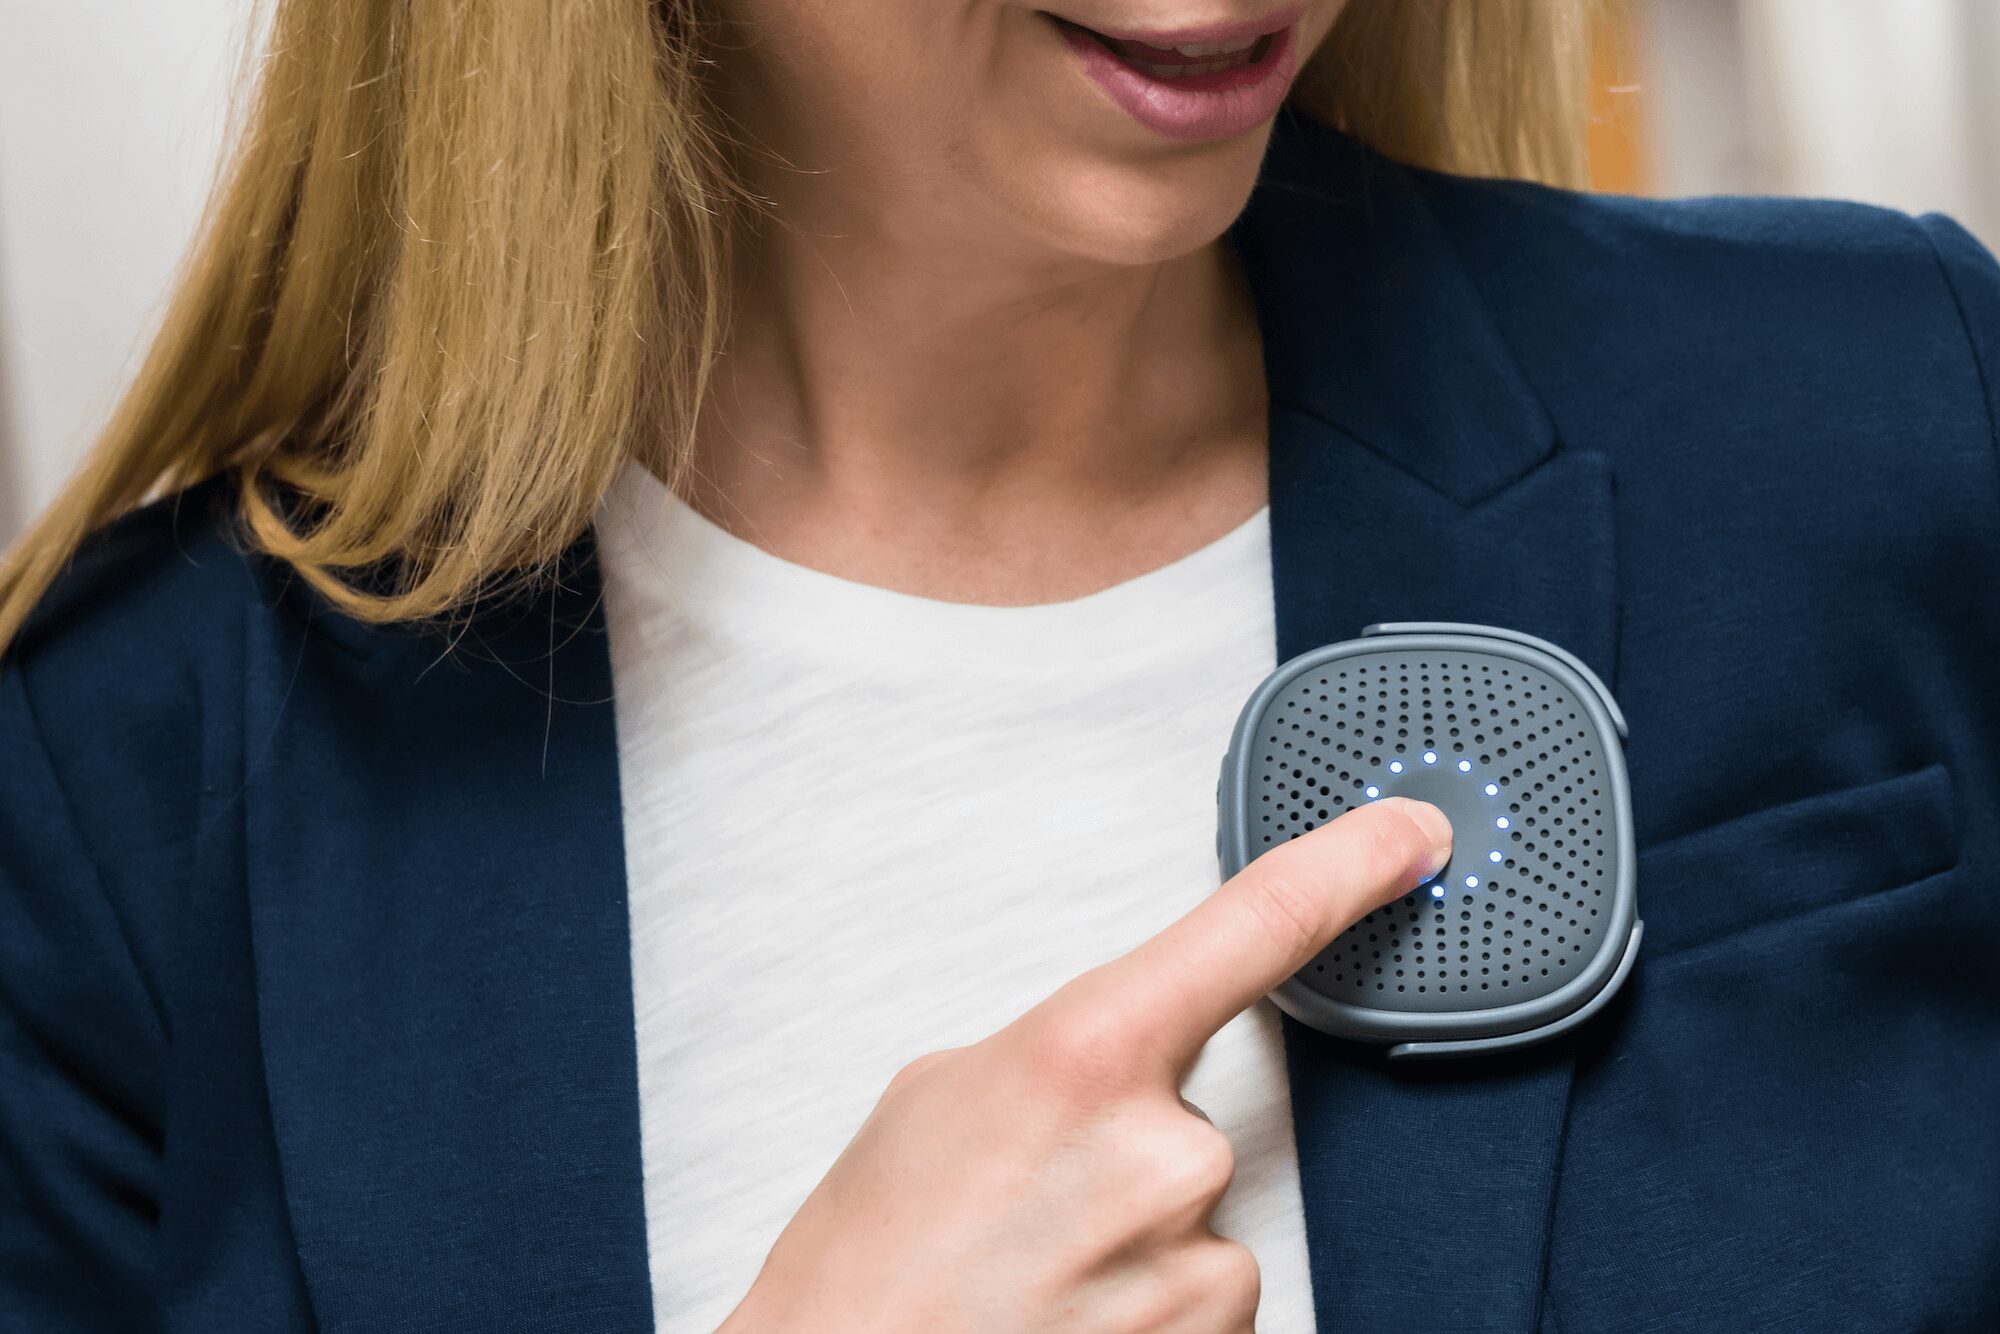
[{"x1": 1248, "y1": 649, "x2": 1617, "y2": 1013}]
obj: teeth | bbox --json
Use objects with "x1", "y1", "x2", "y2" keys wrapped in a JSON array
[
  {"x1": 1170, "y1": 38, "x2": 1258, "y2": 56},
  {"x1": 1135, "y1": 56, "x2": 1248, "y2": 76},
  {"x1": 1062, "y1": 16, "x2": 1271, "y2": 80},
  {"x1": 1123, "y1": 40, "x2": 1262, "y2": 79}
]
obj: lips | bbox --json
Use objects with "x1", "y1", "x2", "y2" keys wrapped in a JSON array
[
  {"x1": 1051, "y1": 15, "x2": 1277, "y2": 78},
  {"x1": 1052, "y1": 4, "x2": 1303, "y2": 50},
  {"x1": 1043, "y1": 6, "x2": 1304, "y2": 143}
]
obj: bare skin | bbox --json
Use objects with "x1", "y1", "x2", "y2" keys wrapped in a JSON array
[
  {"x1": 648, "y1": 1, "x2": 1404, "y2": 1327},
  {"x1": 646, "y1": 0, "x2": 1350, "y2": 605},
  {"x1": 676, "y1": 224, "x2": 1274, "y2": 605}
]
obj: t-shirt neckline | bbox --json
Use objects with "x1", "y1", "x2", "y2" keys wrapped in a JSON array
[{"x1": 595, "y1": 458, "x2": 1271, "y2": 667}]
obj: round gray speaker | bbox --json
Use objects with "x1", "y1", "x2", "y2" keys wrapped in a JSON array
[{"x1": 1215, "y1": 622, "x2": 1642, "y2": 1059}]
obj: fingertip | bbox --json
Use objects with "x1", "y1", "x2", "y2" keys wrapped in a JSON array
[{"x1": 1379, "y1": 796, "x2": 1453, "y2": 876}]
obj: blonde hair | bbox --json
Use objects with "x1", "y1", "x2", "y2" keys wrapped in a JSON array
[{"x1": 0, "y1": 0, "x2": 1597, "y2": 653}]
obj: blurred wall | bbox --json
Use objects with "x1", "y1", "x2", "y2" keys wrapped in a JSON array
[
  {"x1": 1639, "y1": 0, "x2": 2000, "y2": 242},
  {"x1": 0, "y1": 1, "x2": 243, "y2": 544}
]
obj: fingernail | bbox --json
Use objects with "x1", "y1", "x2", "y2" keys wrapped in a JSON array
[{"x1": 1388, "y1": 797, "x2": 1453, "y2": 874}]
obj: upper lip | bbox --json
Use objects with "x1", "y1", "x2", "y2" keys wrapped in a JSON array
[{"x1": 1047, "y1": 3, "x2": 1303, "y2": 47}]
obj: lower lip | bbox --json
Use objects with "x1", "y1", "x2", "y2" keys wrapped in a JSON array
[{"x1": 1048, "y1": 13, "x2": 1300, "y2": 143}]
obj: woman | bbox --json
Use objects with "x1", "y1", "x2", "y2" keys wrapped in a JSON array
[{"x1": 3, "y1": 0, "x2": 1997, "y2": 1329}]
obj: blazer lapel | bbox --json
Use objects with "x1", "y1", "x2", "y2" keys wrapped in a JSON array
[
  {"x1": 242, "y1": 539, "x2": 654, "y2": 1330},
  {"x1": 1232, "y1": 115, "x2": 1623, "y2": 1331}
]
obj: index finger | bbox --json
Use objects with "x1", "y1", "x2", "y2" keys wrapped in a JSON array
[{"x1": 1057, "y1": 796, "x2": 1451, "y2": 1078}]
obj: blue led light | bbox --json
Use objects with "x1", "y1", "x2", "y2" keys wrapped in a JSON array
[
  {"x1": 1484, "y1": 783, "x2": 1499, "y2": 797},
  {"x1": 1423, "y1": 750, "x2": 1437, "y2": 765},
  {"x1": 1495, "y1": 816, "x2": 1510, "y2": 829},
  {"x1": 1431, "y1": 885, "x2": 1445, "y2": 898},
  {"x1": 1365, "y1": 785, "x2": 1380, "y2": 799},
  {"x1": 1465, "y1": 875, "x2": 1480, "y2": 889},
  {"x1": 1388, "y1": 760, "x2": 1404, "y2": 774},
  {"x1": 1489, "y1": 850, "x2": 1503, "y2": 863},
  {"x1": 1458, "y1": 759, "x2": 1472, "y2": 772}
]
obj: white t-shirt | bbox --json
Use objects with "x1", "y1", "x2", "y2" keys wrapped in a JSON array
[{"x1": 594, "y1": 458, "x2": 1315, "y2": 1332}]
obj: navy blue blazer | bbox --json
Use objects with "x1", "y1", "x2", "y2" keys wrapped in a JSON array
[{"x1": 5, "y1": 111, "x2": 1999, "y2": 1332}]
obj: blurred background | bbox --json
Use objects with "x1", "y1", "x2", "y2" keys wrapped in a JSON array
[{"x1": 2, "y1": 0, "x2": 1997, "y2": 545}]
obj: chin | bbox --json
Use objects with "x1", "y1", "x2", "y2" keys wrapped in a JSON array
[{"x1": 1013, "y1": 124, "x2": 1275, "y2": 267}]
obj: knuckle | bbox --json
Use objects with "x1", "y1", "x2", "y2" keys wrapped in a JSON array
[
  {"x1": 1110, "y1": 1272, "x2": 1183, "y2": 1334},
  {"x1": 887, "y1": 1048, "x2": 952, "y2": 1090},
  {"x1": 1184, "y1": 1125, "x2": 1238, "y2": 1200},
  {"x1": 1136, "y1": 1239, "x2": 1260, "y2": 1331},
  {"x1": 1150, "y1": 1120, "x2": 1236, "y2": 1207},
  {"x1": 1207, "y1": 1238, "x2": 1262, "y2": 1315},
  {"x1": 1023, "y1": 1005, "x2": 1137, "y2": 1104},
  {"x1": 1238, "y1": 862, "x2": 1325, "y2": 959}
]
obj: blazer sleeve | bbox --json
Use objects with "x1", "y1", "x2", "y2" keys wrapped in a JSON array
[
  {"x1": 0, "y1": 665, "x2": 165, "y2": 1330},
  {"x1": 1916, "y1": 212, "x2": 2000, "y2": 480}
]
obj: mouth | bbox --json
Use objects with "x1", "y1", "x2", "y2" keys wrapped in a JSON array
[
  {"x1": 1038, "y1": 6, "x2": 1304, "y2": 142},
  {"x1": 1042, "y1": 10, "x2": 1287, "y2": 82}
]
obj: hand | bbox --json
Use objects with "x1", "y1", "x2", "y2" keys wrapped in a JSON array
[
  {"x1": 720, "y1": 800, "x2": 1456, "y2": 1328},
  {"x1": 715, "y1": 795, "x2": 1453, "y2": 1334}
]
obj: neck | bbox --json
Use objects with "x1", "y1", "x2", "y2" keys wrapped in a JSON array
[{"x1": 650, "y1": 202, "x2": 1269, "y2": 602}]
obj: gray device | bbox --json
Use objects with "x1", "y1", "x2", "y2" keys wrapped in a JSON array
[{"x1": 1215, "y1": 622, "x2": 1641, "y2": 1059}]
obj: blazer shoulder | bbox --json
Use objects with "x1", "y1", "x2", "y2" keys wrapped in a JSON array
[
  {"x1": 2, "y1": 474, "x2": 271, "y2": 907},
  {"x1": 7, "y1": 472, "x2": 270, "y2": 708},
  {"x1": 12, "y1": 468, "x2": 254, "y2": 644},
  {"x1": 0, "y1": 477, "x2": 262, "y2": 1324},
  {"x1": 1415, "y1": 164, "x2": 1979, "y2": 300},
  {"x1": 1410, "y1": 168, "x2": 2000, "y2": 471}
]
